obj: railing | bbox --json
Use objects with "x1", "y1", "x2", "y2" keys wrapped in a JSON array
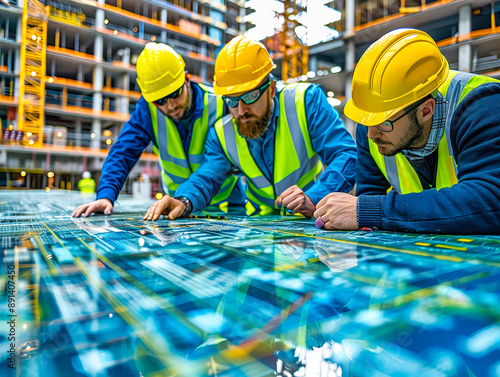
[
  {"x1": 352, "y1": 0, "x2": 456, "y2": 32},
  {"x1": 436, "y1": 27, "x2": 500, "y2": 47},
  {"x1": 100, "y1": 3, "x2": 221, "y2": 46}
]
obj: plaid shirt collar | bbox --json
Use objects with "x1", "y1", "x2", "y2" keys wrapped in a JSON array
[{"x1": 402, "y1": 92, "x2": 448, "y2": 163}]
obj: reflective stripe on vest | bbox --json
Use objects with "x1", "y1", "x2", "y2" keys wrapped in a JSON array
[
  {"x1": 215, "y1": 83, "x2": 323, "y2": 215},
  {"x1": 369, "y1": 70, "x2": 499, "y2": 194},
  {"x1": 150, "y1": 85, "x2": 237, "y2": 204}
]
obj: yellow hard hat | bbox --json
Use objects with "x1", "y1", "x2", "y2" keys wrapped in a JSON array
[
  {"x1": 213, "y1": 36, "x2": 276, "y2": 96},
  {"x1": 344, "y1": 28, "x2": 449, "y2": 126},
  {"x1": 136, "y1": 43, "x2": 185, "y2": 103}
]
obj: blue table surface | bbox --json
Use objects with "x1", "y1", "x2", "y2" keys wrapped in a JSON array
[{"x1": 1, "y1": 190, "x2": 500, "y2": 377}]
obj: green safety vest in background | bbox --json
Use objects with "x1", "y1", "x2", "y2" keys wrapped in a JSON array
[
  {"x1": 368, "y1": 70, "x2": 500, "y2": 194},
  {"x1": 78, "y1": 178, "x2": 96, "y2": 193},
  {"x1": 215, "y1": 83, "x2": 324, "y2": 216},
  {"x1": 149, "y1": 84, "x2": 238, "y2": 204}
]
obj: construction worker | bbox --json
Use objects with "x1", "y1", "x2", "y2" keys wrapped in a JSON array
[
  {"x1": 144, "y1": 36, "x2": 357, "y2": 221},
  {"x1": 77, "y1": 171, "x2": 96, "y2": 193},
  {"x1": 72, "y1": 43, "x2": 242, "y2": 217},
  {"x1": 314, "y1": 28, "x2": 500, "y2": 234}
]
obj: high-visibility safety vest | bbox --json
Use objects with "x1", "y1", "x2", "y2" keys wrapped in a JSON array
[
  {"x1": 78, "y1": 178, "x2": 96, "y2": 193},
  {"x1": 369, "y1": 70, "x2": 500, "y2": 194},
  {"x1": 215, "y1": 83, "x2": 324, "y2": 216},
  {"x1": 149, "y1": 84, "x2": 238, "y2": 204}
]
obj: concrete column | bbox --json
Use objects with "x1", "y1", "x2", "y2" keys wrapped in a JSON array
[
  {"x1": 458, "y1": 5, "x2": 471, "y2": 72},
  {"x1": 92, "y1": 64, "x2": 103, "y2": 149},
  {"x1": 119, "y1": 48, "x2": 130, "y2": 114},
  {"x1": 160, "y1": 9, "x2": 167, "y2": 42},
  {"x1": 75, "y1": 119, "x2": 82, "y2": 147},
  {"x1": 61, "y1": 29, "x2": 66, "y2": 48},
  {"x1": 309, "y1": 55, "x2": 318, "y2": 73},
  {"x1": 14, "y1": 48, "x2": 20, "y2": 94},
  {"x1": 472, "y1": 45, "x2": 478, "y2": 72},
  {"x1": 95, "y1": 7, "x2": 105, "y2": 29},
  {"x1": 345, "y1": 0, "x2": 355, "y2": 35},
  {"x1": 344, "y1": 39, "x2": 356, "y2": 137},
  {"x1": 14, "y1": 16, "x2": 21, "y2": 101},
  {"x1": 239, "y1": 5, "x2": 245, "y2": 34},
  {"x1": 77, "y1": 64, "x2": 83, "y2": 82},
  {"x1": 345, "y1": 39, "x2": 355, "y2": 73},
  {"x1": 344, "y1": 74, "x2": 355, "y2": 137},
  {"x1": 92, "y1": 7, "x2": 104, "y2": 150},
  {"x1": 75, "y1": 31, "x2": 79, "y2": 52},
  {"x1": 200, "y1": 42, "x2": 207, "y2": 82},
  {"x1": 91, "y1": 118, "x2": 101, "y2": 149},
  {"x1": 93, "y1": 66, "x2": 103, "y2": 105}
]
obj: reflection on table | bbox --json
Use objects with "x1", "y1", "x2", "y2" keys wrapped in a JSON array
[{"x1": 1, "y1": 190, "x2": 500, "y2": 377}]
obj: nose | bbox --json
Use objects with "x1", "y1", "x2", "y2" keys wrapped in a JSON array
[
  {"x1": 163, "y1": 99, "x2": 175, "y2": 111},
  {"x1": 237, "y1": 99, "x2": 253, "y2": 114},
  {"x1": 367, "y1": 126, "x2": 383, "y2": 140}
]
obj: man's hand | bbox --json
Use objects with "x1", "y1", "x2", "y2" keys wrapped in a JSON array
[
  {"x1": 314, "y1": 193, "x2": 359, "y2": 230},
  {"x1": 143, "y1": 196, "x2": 186, "y2": 221},
  {"x1": 72, "y1": 199, "x2": 113, "y2": 217},
  {"x1": 276, "y1": 185, "x2": 315, "y2": 218}
]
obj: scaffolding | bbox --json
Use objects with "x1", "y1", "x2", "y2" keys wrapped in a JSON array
[{"x1": 18, "y1": 0, "x2": 47, "y2": 147}]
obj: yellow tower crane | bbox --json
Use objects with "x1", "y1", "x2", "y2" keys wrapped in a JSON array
[
  {"x1": 280, "y1": 0, "x2": 308, "y2": 83},
  {"x1": 18, "y1": 0, "x2": 47, "y2": 147}
]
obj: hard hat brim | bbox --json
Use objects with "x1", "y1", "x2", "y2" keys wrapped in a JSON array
[
  {"x1": 213, "y1": 75, "x2": 267, "y2": 96},
  {"x1": 344, "y1": 99, "x2": 401, "y2": 126},
  {"x1": 139, "y1": 71, "x2": 185, "y2": 103}
]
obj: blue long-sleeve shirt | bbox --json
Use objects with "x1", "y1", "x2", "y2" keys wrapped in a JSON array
[
  {"x1": 176, "y1": 84, "x2": 357, "y2": 212},
  {"x1": 96, "y1": 83, "x2": 216, "y2": 204},
  {"x1": 356, "y1": 82, "x2": 500, "y2": 234}
]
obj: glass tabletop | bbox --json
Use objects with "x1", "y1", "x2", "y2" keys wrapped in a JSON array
[{"x1": 1, "y1": 190, "x2": 499, "y2": 377}]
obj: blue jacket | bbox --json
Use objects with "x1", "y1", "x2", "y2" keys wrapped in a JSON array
[
  {"x1": 356, "y1": 82, "x2": 500, "y2": 234},
  {"x1": 176, "y1": 84, "x2": 357, "y2": 212},
  {"x1": 96, "y1": 83, "x2": 222, "y2": 204}
]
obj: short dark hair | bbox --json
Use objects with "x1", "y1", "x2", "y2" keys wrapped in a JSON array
[{"x1": 404, "y1": 93, "x2": 434, "y2": 113}]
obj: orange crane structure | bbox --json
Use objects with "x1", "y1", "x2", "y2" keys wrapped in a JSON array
[
  {"x1": 17, "y1": 0, "x2": 47, "y2": 147},
  {"x1": 280, "y1": 0, "x2": 309, "y2": 83}
]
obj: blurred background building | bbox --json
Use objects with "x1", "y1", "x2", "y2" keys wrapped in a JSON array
[{"x1": 1, "y1": 0, "x2": 499, "y2": 195}]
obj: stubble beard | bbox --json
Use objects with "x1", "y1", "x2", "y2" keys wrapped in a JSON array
[
  {"x1": 378, "y1": 112, "x2": 425, "y2": 157},
  {"x1": 160, "y1": 87, "x2": 191, "y2": 121}
]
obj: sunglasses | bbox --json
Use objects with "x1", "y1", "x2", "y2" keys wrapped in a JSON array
[
  {"x1": 375, "y1": 97, "x2": 428, "y2": 132},
  {"x1": 153, "y1": 84, "x2": 184, "y2": 106},
  {"x1": 223, "y1": 80, "x2": 272, "y2": 108}
]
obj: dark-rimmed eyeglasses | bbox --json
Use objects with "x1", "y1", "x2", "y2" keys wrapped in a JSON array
[
  {"x1": 153, "y1": 84, "x2": 184, "y2": 106},
  {"x1": 223, "y1": 80, "x2": 272, "y2": 108},
  {"x1": 375, "y1": 98, "x2": 428, "y2": 132}
]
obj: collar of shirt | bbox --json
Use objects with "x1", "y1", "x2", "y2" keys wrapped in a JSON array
[{"x1": 402, "y1": 92, "x2": 448, "y2": 163}]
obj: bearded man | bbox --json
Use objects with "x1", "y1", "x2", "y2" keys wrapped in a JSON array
[
  {"x1": 73, "y1": 43, "x2": 244, "y2": 218},
  {"x1": 144, "y1": 36, "x2": 357, "y2": 220}
]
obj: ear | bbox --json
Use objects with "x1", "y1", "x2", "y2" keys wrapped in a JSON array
[
  {"x1": 270, "y1": 80, "x2": 277, "y2": 98},
  {"x1": 421, "y1": 98, "x2": 435, "y2": 122}
]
